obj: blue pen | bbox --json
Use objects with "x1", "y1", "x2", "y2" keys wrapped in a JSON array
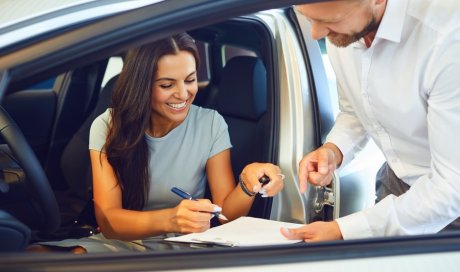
[{"x1": 171, "y1": 187, "x2": 228, "y2": 221}]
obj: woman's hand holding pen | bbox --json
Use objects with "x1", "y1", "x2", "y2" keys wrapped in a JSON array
[
  {"x1": 239, "y1": 163, "x2": 285, "y2": 197},
  {"x1": 169, "y1": 199, "x2": 217, "y2": 233}
]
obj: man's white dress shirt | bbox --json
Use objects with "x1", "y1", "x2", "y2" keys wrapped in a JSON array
[{"x1": 326, "y1": 0, "x2": 460, "y2": 239}]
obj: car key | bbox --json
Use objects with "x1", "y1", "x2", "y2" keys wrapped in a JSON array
[{"x1": 259, "y1": 175, "x2": 270, "y2": 186}]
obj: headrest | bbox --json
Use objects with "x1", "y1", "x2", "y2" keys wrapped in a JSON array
[
  {"x1": 216, "y1": 56, "x2": 267, "y2": 121},
  {"x1": 96, "y1": 75, "x2": 118, "y2": 116}
]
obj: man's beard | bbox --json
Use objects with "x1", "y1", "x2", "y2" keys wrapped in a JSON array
[{"x1": 327, "y1": 15, "x2": 380, "y2": 47}]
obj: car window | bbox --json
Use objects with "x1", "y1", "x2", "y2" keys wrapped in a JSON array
[
  {"x1": 101, "y1": 56, "x2": 123, "y2": 88},
  {"x1": 196, "y1": 40, "x2": 210, "y2": 84},
  {"x1": 27, "y1": 77, "x2": 56, "y2": 90},
  {"x1": 0, "y1": 6, "x2": 300, "y2": 257},
  {"x1": 318, "y1": 38, "x2": 339, "y2": 118}
]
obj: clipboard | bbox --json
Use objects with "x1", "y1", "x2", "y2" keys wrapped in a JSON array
[{"x1": 164, "y1": 216, "x2": 304, "y2": 247}]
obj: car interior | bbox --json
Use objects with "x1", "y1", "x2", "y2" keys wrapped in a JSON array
[{"x1": 0, "y1": 16, "x2": 280, "y2": 251}]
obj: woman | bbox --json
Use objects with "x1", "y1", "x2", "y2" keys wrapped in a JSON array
[{"x1": 31, "y1": 33, "x2": 284, "y2": 253}]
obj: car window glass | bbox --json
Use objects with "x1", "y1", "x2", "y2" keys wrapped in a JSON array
[
  {"x1": 196, "y1": 41, "x2": 210, "y2": 84},
  {"x1": 101, "y1": 56, "x2": 123, "y2": 88},
  {"x1": 318, "y1": 38, "x2": 339, "y2": 118},
  {"x1": 27, "y1": 77, "x2": 56, "y2": 90}
]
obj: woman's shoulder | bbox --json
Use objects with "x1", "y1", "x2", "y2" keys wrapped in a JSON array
[
  {"x1": 89, "y1": 108, "x2": 111, "y2": 150},
  {"x1": 189, "y1": 105, "x2": 227, "y2": 128},
  {"x1": 188, "y1": 105, "x2": 228, "y2": 134},
  {"x1": 190, "y1": 105, "x2": 223, "y2": 120},
  {"x1": 94, "y1": 108, "x2": 111, "y2": 123},
  {"x1": 90, "y1": 108, "x2": 111, "y2": 131}
]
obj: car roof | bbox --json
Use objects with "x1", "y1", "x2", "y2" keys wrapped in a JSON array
[
  {"x1": 0, "y1": 0, "x2": 95, "y2": 27},
  {"x1": 0, "y1": 0, "x2": 163, "y2": 49}
]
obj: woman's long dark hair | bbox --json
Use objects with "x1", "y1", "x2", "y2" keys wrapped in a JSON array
[{"x1": 105, "y1": 33, "x2": 199, "y2": 210}]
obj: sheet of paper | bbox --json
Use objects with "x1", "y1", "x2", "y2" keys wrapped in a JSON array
[{"x1": 165, "y1": 216, "x2": 304, "y2": 247}]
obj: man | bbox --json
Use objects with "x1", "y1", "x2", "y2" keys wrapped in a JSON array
[{"x1": 281, "y1": 0, "x2": 460, "y2": 241}]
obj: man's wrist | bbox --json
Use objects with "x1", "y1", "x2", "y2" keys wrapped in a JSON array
[
  {"x1": 332, "y1": 220, "x2": 344, "y2": 240},
  {"x1": 323, "y1": 142, "x2": 343, "y2": 168}
]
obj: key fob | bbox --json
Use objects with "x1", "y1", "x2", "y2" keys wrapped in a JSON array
[{"x1": 258, "y1": 175, "x2": 270, "y2": 186}]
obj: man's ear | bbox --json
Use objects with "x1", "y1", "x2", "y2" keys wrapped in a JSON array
[{"x1": 374, "y1": 0, "x2": 387, "y2": 16}]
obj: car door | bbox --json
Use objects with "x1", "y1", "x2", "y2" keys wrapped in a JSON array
[{"x1": 0, "y1": 0, "x2": 329, "y2": 245}]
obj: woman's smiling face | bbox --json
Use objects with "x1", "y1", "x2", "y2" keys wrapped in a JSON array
[{"x1": 150, "y1": 50, "x2": 198, "y2": 135}]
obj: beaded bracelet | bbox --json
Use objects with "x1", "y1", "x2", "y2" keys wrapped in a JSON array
[{"x1": 239, "y1": 175, "x2": 256, "y2": 197}]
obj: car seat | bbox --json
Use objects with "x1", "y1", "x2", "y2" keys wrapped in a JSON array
[
  {"x1": 37, "y1": 76, "x2": 117, "y2": 241},
  {"x1": 214, "y1": 56, "x2": 272, "y2": 218}
]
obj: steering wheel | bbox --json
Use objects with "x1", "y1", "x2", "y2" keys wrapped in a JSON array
[{"x1": 0, "y1": 106, "x2": 60, "y2": 233}]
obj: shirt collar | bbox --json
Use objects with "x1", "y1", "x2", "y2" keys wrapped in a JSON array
[
  {"x1": 352, "y1": 0, "x2": 408, "y2": 48},
  {"x1": 376, "y1": 0, "x2": 408, "y2": 43}
]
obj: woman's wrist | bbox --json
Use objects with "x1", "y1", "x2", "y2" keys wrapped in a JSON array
[{"x1": 239, "y1": 175, "x2": 256, "y2": 197}]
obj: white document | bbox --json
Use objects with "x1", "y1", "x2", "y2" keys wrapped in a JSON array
[{"x1": 164, "y1": 216, "x2": 304, "y2": 247}]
